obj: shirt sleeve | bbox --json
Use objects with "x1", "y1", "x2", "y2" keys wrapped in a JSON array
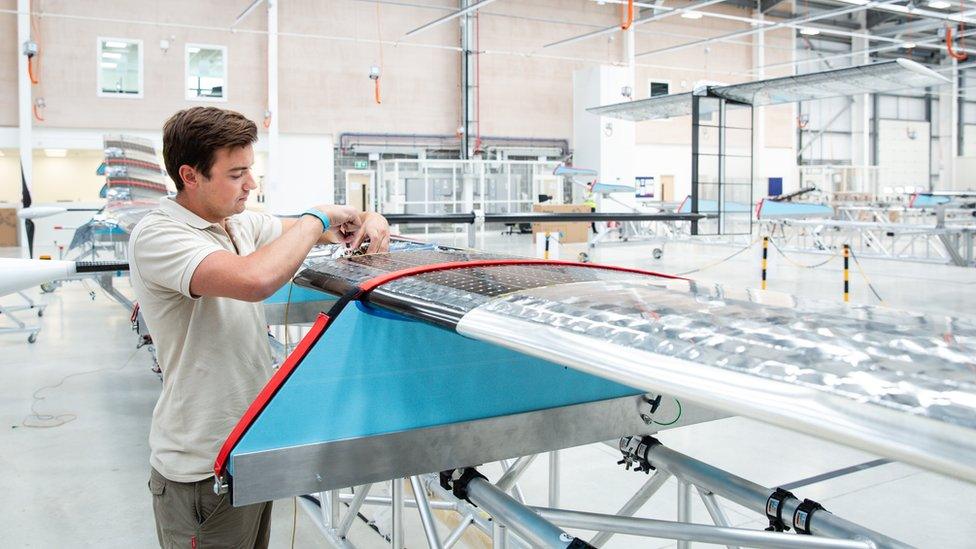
[
  {"x1": 131, "y1": 223, "x2": 224, "y2": 299},
  {"x1": 237, "y1": 210, "x2": 283, "y2": 249}
]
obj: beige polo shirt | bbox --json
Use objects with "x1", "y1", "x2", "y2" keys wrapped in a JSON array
[{"x1": 128, "y1": 197, "x2": 282, "y2": 482}]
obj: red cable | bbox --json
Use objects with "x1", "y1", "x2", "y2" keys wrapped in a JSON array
[
  {"x1": 374, "y1": 78, "x2": 382, "y2": 104},
  {"x1": 32, "y1": 103, "x2": 44, "y2": 122},
  {"x1": 947, "y1": 25, "x2": 968, "y2": 61},
  {"x1": 27, "y1": 57, "x2": 39, "y2": 85},
  {"x1": 621, "y1": 0, "x2": 634, "y2": 30}
]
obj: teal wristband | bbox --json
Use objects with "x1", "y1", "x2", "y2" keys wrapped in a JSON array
[{"x1": 301, "y1": 209, "x2": 331, "y2": 232}]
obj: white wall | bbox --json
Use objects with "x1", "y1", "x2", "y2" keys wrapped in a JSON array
[
  {"x1": 878, "y1": 120, "x2": 930, "y2": 191},
  {"x1": 953, "y1": 156, "x2": 976, "y2": 190},
  {"x1": 265, "y1": 134, "x2": 334, "y2": 215}
]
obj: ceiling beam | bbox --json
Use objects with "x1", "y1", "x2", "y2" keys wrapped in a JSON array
[
  {"x1": 402, "y1": 0, "x2": 499, "y2": 39},
  {"x1": 637, "y1": 0, "x2": 901, "y2": 58},
  {"x1": 543, "y1": 0, "x2": 727, "y2": 49}
]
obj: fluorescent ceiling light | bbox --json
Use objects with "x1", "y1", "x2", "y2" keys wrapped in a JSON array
[
  {"x1": 799, "y1": 27, "x2": 821, "y2": 36},
  {"x1": 901, "y1": 42, "x2": 917, "y2": 48},
  {"x1": 101, "y1": 52, "x2": 122, "y2": 59},
  {"x1": 44, "y1": 149, "x2": 67, "y2": 158},
  {"x1": 105, "y1": 40, "x2": 129, "y2": 48},
  {"x1": 928, "y1": 0, "x2": 951, "y2": 8},
  {"x1": 101, "y1": 62, "x2": 117, "y2": 69},
  {"x1": 681, "y1": 11, "x2": 704, "y2": 19}
]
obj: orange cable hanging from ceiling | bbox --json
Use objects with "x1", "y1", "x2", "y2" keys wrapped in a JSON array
[
  {"x1": 947, "y1": 25, "x2": 968, "y2": 60},
  {"x1": 621, "y1": 0, "x2": 634, "y2": 30},
  {"x1": 374, "y1": 0, "x2": 383, "y2": 104},
  {"x1": 27, "y1": 57, "x2": 39, "y2": 85}
]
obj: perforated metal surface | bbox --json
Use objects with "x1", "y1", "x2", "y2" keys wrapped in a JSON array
[
  {"x1": 297, "y1": 246, "x2": 505, "y2": 291},
  {"x1": 300, "y1": 247, "x2": 638, "y2": 304},
  {"x1": 294, "y1": 245, "x2": 658, "y2": 324}
]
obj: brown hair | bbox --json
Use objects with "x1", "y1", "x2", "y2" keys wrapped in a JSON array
[{"x1": 162, "y1": 107, "x2": 257, "y2": 192}]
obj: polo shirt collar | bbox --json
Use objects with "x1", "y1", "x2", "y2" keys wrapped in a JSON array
[{"x1": 160, "y1": 196, "x2": 224, "y2": 230}]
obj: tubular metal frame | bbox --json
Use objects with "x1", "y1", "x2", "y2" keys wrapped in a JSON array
[
  {"x1": 294, "y1": 437, "x2": 915, "y2": 549},
  {"x1": 0, "y1": 290, "x2": 45, "y2": 343}
]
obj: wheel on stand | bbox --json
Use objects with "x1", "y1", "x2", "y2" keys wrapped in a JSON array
[
  {"x1": 28, "y1": 332, "x2": 38, "y2": 344},
  {"x1": 652, "y1": 248, "x2": 664, "y2": 260},
  {"x1": 577, "y1": 252, "x2": 590, "y2": 263},
  {"x1": 40, "y1": 282, "x2": 57, "y2": 293},
  {"x1": 37, "y1": 308, "x2": 44, "y2": 317}
]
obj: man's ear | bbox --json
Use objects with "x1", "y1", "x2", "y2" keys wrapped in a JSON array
[{"x1": 179, "y1": 165, "x2": 200, "y2": 191}]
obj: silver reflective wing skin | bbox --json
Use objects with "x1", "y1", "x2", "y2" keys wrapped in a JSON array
[
  {"x1": 713, "y1": 58, "x2": 948, "y2": 106},
  {"x1": 589, "y1": 59, "x2": 947, "y2": 122},
  {"x1": 456, "y1": 279, "x2": 976, "y2": 483},
  {"x1": 586, "y1": 92, "x2": 694, "y2": 121}
]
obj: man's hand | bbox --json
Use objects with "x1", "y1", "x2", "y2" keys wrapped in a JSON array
[
  {"x1": 349, "y1": 212, "x2": 391, "y2": 253},
  {"x1": 312, "y1": 204, "x2": 361, "y2": 244}
]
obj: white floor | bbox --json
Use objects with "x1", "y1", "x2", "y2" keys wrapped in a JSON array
[{"x1": 2, "y1": 234, "x2": 975, "y2": 548}]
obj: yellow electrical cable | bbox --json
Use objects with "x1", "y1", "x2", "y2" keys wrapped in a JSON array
[
  {"x1": 675, "y1": 237, "x2": 761, "y2": 276},
  {"x1": 848, "y1": 248, "x2": 885, "y2": 304},
  {"x1": 768, "y1": 237, "x2": 838, "y2": 269}
]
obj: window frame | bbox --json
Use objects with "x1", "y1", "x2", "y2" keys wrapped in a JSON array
[
  {"x1": 185, "y1": 43, "x2": 229, "y2": 103},
  {"x1": 96, "y1": 37, "x2": 144, "y2": 99},
  {"x1": 647, "y1": 79, "x2": 671, "y2": 99}
]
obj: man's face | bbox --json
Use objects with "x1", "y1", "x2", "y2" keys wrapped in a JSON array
[{"x1": 198, "y1": 145, "x2": 256, "y2": 220}]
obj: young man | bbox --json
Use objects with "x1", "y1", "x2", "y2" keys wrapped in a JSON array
[{"x1": 129, "y1": 106, "x2": 390, "y2": 548}]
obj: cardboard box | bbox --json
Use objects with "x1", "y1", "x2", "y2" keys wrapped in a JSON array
[
  {"x1": 531, "y1": 203, "x2": 590, "y2": 244},
  {"x1": 0, "y1": 207, "x2": 19, "y2": 247}
]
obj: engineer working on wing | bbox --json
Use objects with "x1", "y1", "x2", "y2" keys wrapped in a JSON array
[{"x1": 129, "y1": 106, "x2": 390, "y2": 548}]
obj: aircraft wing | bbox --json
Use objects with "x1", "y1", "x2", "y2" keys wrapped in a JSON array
[
  {"x1": 713, "y1": 58, "x2": 946, "y2": 106},
  {"x1": 590, "y1": 59, "x2": 948, "y2": 122},
  {"x1": 587, "y1": 91, "x2": 696, "y2": 121},
  {"x1": 287, "y1": 245, "x2": 976, "y2": 483}
]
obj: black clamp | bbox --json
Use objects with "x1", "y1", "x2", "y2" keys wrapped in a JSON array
[
  {"x1": 439, "y1": 468, "x2": 487, "y2": 504},
  {"x1": 793, "y1": 498, "x2": 826, "y2": 535},
  {"x1": 617, "y1": 435, "x2": 660, "y2": 474},
  {"x1": 566, "y1": 538, "x2": 597, "y2": 549},
  {"x1": 764, "y1": 487, "x2": 796, "y2": 532}
]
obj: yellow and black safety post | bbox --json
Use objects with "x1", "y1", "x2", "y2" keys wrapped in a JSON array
[
  {"x1": 842, "y1": 244, "x2": 850, "y2": 302},
  {"x1": 761, "y1": 236, "x2": 769, "y2": 290},
  {"x1": 544, "y1": 232, "x2": 551, "y2": 260}
]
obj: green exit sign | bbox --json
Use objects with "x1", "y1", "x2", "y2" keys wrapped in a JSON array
[{"x1": 354, "y1": 160, "x2": 368, "y2": 169}]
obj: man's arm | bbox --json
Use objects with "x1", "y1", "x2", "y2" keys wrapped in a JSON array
[
  {"x1": 280, "y1": 217, "x2": 343, "y2": 245},
  {"x1": 189, "y1": 205, "x2": 360, "y2": 302},
  {"x1": 281, "y1": 211, "x2": 389, "y2": 249}
]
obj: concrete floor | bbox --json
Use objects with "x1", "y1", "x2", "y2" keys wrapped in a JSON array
[{"x1": 2, "y1": 234, "x2": 975, "y2": 548}]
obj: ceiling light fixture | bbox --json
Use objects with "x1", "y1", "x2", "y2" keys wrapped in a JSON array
[
  {"x1": 681, "y1": 11, "x2": 704, "y2": 19},
  {"x1": 101, "y1": 52, "x2": 122, "y2": 59},
  {"x1": 901, "y1": 42, "x2": 917, "y2": 48},
  {"x1": 799, "y1": 27, "x2": 821, "y2": 36},
  {"x1": 928, "y1": 0, "x2": 951, "y2": 8},
  {"x1": 104, "y1": 41, "x2": 129, "y2": 49}
]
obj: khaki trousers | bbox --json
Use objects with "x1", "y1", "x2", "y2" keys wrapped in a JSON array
[{"x1": 149, "y1": 468, "x2": 272, "y2": 549}]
